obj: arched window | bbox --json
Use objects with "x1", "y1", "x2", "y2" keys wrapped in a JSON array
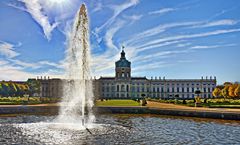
[{"x1": 126, "y1": 85, "x2": 129, "y2": 92}]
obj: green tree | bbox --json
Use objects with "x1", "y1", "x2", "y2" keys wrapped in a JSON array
[{"x1": 27, "y1": 79, "x2": 40, "y2": 96}]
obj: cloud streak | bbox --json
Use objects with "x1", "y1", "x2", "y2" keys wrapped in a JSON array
[
  {"x1": 148, "y1": 8, "x2": 175, "y2": 15},
  {"x1": 94, "y1": 0, "x2": 139, "y2": 34},
  {"x1": 0, "y1": 41, "x2": 20, "y2": 58},
  {"x1": 17, "y1": 0, "x2": 58, "y2": 40},
  {"x1": 137, "y1": 28, "x2": 240, "y2": 49},
  {"x1": 191, "y1": 19, "x2": 238, "y2": 28}
]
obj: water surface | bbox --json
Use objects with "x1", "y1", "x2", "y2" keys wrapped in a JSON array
[{"x1": 0, "y1": 114, "x2": 239, "y2": 145}]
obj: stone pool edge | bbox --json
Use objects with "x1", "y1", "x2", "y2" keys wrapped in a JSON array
[{"x1": 0, "y1": 105, "x2": 240, "y2": 120}]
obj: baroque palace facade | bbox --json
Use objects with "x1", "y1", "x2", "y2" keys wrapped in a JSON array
[
  {"x1": 37, "y1": 49, "x2": 216, "y2": 99},
  {"x1": 93, "y1": 49, "x2": 216, "y2": 99}
]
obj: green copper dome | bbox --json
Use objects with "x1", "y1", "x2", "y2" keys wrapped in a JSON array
[{"x1": 115, "y1": 50, "x2": 131, "y2": 68}]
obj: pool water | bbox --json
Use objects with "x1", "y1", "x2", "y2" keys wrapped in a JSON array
[{"x1": 0, "y1": 114, "x2": 240, "y2": 145}]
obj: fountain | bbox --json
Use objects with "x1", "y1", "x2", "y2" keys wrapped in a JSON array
[
  {"x1": 1, "y1": 4, "x2": 240, "y2": 145},
  {"x1": 56, "y1": 4, "x2": 95, "y2": 127}
]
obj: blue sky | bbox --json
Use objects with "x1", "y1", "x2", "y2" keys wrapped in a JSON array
[{"x1": 0, "y1": 0, "x2": 240, "y2": 84}]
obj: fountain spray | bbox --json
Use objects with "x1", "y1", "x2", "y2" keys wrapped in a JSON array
[{"x1": 57, "y1": 4, "x2": 95, "y2": 126}]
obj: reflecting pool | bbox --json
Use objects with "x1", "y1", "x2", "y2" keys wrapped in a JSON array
[{"x1": 0, "y1": 114, "x2": 240, "y2": 145}]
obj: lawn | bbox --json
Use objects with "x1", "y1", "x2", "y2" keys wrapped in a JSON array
[
  {"x1": 96, "y1": 99, "x2": 140, "y2": 106},
  {"x1": 0, "y1": 97, "x2": 61, "y2": 105},
  {"x1": 148, "y1": 98, "x2": 240, "y2": 108}
]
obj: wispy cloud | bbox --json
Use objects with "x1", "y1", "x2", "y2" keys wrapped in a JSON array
[
  {"x1": 132, "y1": 61, "x2": 172, "y2": 73},
  {"x1": 0, "y1": 41, "x2": 20, "y2": 58},
  {"x1": 0, "y1": 58, "x2": 64, "y2": 80},
  {"x1": 137, "y1": 40, "x2": 184, "y2": 52},
  {"x1": 14, "y1": 0, "x2": 58, "y2": 40},
  {"x1": 191, "y1": 19, "x2": 238, "y2": 28},
  {"x1": 104, "y1": 19, "x2": 126, "y2": 51},
  {"x1": 0, "y1": 63, "x2": 63, "y2": 81},
  {"x1": 94, "y1": 0, "x2": 139, "y2": 34},
  {"x1": 137, "y1": 28, "x2": 240, "y2": 49},
  {"x1": 92, "y1": 2, "x2": 103, "y2": 13},
  {"x1": 190, "y1": 43, "x2": 236, "y2": 50},
  {"x1": 0, "y1": 60, "x2": 9, "y2": 66},
  {"x1": 125, "y1": 21, "x2": 202, "y2": 46},
  {"x1": 148, "y1": 8, "x2": 175, "y2": 15},
  {"x1": 176, "y1": 42, "x2": 192, "y2": 48},
  {"x1": 123, "y1": 14, "x2": 143, "y2": 21}
]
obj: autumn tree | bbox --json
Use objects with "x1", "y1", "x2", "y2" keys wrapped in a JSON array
[
  {"x1": 234, "y1": 84, "x2": 240, "y2": 97},
  {"x1": 221, "y1": 85, "x2": 230, "y2": 98},
  {"x1": 212, "y1": 88, "x2": 222, "y2": 98},
  {"x1": 228, "y1": 84, "x2": 238, "y2": 97}
]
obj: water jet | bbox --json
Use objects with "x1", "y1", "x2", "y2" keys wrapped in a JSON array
[{"x1": 56, "y1": 3, "x2": 95, "y2": 126}]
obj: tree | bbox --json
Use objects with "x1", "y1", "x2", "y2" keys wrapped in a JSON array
[
  {"x1": 221, "y1": 85, "x2": 230, "y2": 98},
  {"x1": 229, "y1": 84, "x2": 238, "y2": 98},
  {"x1": 212, "y1": 88, "x2": 221, "y2": 98},
  {"x1": 27, "y1": 79, "x2": 40, "y2": 96},
  {"x1": 234, "y1": 84, "x2": 240, "y2": 97}
]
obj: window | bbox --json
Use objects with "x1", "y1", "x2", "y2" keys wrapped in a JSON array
[
  {"x1": 132, "y1": 86, "x2": 135, "y2": 92},
  {"x1": 172, "y1": 87, "x2": 174, "y2": 92},
  {"x1": 182, "y1": 88, "x2": 184, "y2": 92},
  {"x1": 117, "y1": 85, "x2": 119, "y2": 92},
  {"x1": 121, "y1": 85, "x2": 124, "y2": 91}
]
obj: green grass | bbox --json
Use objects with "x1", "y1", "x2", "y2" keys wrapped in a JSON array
[
  {"x1": 148, "y1": 98, "x2": 240, "y2": 108},
  {"x1": 0, "y1": 97, "x2": 61, "y2": 105},
  {"x1": 96, "y1": 99, "x2": 140, "y2": 106},
  {"x1": 0, "y1": 102, "x2": 20, "y2": 105}
]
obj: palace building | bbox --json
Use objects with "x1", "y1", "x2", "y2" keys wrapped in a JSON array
[
  {"x1": 93, "y1": 48, "x2": 217, "y2": 99},
  {"x1": 37, "y1": 48, "x2": 217, "y2": 99}
]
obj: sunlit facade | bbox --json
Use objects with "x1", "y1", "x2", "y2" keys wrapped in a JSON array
[{"x1": 93, "y1": 49, "x2": 217, "y2": 99}]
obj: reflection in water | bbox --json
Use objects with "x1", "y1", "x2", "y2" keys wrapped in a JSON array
[{"x1": 0, "y1": 115, "x2": 240, "y2": 145}]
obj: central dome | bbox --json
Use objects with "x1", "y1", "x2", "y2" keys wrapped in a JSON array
[{"x1": 115, "y1": 50, "x2": 131, "y2": 68}]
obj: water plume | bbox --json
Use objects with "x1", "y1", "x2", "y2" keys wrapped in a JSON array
[{"x1": 56, "y1": 4, "x2": 95, "y2": 126}]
